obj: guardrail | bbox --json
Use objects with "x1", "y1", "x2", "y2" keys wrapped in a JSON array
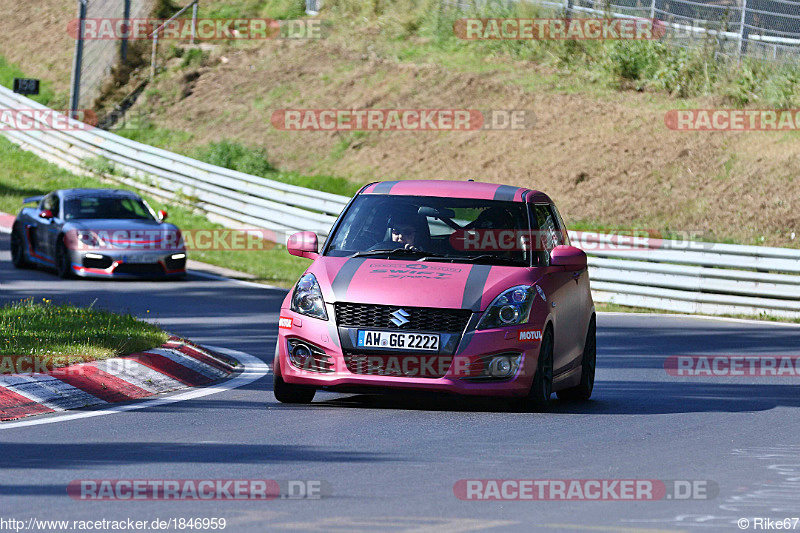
[
  {"x1": 0, "y1": 85, "x2": 349, "y2": 239},
  {"x1": 1, "y1": 86, "x2": 798, "y2": 318}
]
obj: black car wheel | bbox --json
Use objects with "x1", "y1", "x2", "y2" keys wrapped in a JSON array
[
  {"x1": 516, "y1": 326, "x2": 554, "y2": 411},
  {"x1": 557, "y1": 316, "x2": 597, "y2": 402},
  {"x1": 10, "y1": 225, "x2": 30, "y2": 269},
  {"x1": 55, "y1": 239, "x2": 73, "y2": 279}
]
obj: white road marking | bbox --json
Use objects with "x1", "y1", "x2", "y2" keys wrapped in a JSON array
[
  {"x1": 148, "y1": 347, "x2": 229, "y2": 379},
  {"x1": 94, "y1": 358, "x2": 186, "y2": 394},
  {"x1": 0, "y1": 373, "x2": 105, "y2": 411},
  {"x1": 0, "y1": 347, "x2": 268, "y2": 430}
]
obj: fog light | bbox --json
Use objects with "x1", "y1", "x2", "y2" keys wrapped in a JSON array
[
  {"x1": 489, "y1": 356, "x2": 513, "y2": 378},
  {"x1": 290, "y1": 343, "x2": 312, "y2": 367}
]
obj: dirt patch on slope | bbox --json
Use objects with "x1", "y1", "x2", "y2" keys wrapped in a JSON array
[
  {"x1": 0, "y1": 1, "x2": 76, "y2": 98},
  {"x1": 140, "y1": 38, "x2": 798, "y2": 246}
]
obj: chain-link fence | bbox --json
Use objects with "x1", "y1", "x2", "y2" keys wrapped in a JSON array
[
  {"x1": 448, "y1": 0, "x2": 800, "y2": 63},
  {"x1": 71, "y1": 0, "x2": 154, "y2": 111}
]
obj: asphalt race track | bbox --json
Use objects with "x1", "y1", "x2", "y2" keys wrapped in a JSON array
[{"x1": 2, "y1": 231, "x2": 800, "y2": 532}]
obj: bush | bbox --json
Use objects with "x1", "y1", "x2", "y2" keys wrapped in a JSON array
[{"x1": 194, "y1": 141, "x2": 277, "y2": 176}]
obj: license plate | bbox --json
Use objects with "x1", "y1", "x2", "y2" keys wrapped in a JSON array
[
  {"x1": 122, "y1": 254, "x2": 161, "y2": 264},
  {"x1": 357, "y1": 330, "x2": 439, "y2": 351}
]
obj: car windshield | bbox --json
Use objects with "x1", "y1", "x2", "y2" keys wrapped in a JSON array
[
  {"x1": 325, "y1": 194, "x2": 533, "y2": 266},
  {"x1": 64, "y1": 196, "x2": 156, "y2": 221}
]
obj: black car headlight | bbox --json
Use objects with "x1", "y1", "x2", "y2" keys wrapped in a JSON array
[
  {"x1": 290, "y1": 273, "x2": 328, "y2": 320},
  {"x1": 477, "y1": 285, "x2": 535, "y2": 330}
]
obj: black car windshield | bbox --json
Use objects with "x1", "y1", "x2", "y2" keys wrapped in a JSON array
[
  {"x1": 325, "y1": 195, "x2": 533, "y2": 266},
  {"x1": 64, "y1": 196, "x2": 156, "y2": 221}
]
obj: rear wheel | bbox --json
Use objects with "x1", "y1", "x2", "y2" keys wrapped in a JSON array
[
  {"x1": 55, "y1": 239, "x2": 73, "y2": 279},
  {"x1": 516, "y1": 327, "x2": 553, "y2": 411},
  {"x1": 557, "y1": 316, "x2": 596, "y2": 401},
  {"x1": 273, "y1": 364, "x2": 316, "y2": 404},
  {"x1": 10, "y1": 225, "x2": 30, "y2": 269}
]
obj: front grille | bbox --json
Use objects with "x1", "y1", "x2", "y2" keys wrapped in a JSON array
[
  {"x1": 83, "y1": 256, "x2": 113, "y2": 269},
  {"x1": 113, "y1": 263, "x2": 165, "y2": 275},
  {"x1": 335, "y1": 303, "x2": 471, "y2": 333},
  {"x1": 164, "y1": 256, "x2": 186, "y2": 271},
  {"x1": 344, "y1": 354, "x2": 451, "y2": 378}
]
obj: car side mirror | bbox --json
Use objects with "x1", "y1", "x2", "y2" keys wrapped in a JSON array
[
  {"x1": 158, "y1": 210, "x2": 168, "y2": 221},
  {"x1": 287, "y1": 231, "x2": 319, "y2": 259},
  {"x1": 39, "y1": 210, "x2": 54, "y2": 220},
  {"x1": 550, "y1": 245, "x2": 587, "y2": 271}
]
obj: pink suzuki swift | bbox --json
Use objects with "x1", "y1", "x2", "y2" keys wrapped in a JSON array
[{"x1": 274, "y1": 180, "x2": 595, "y2": 409}]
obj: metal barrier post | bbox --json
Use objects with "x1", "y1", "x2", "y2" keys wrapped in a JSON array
[
  {"x1": 191, "y1": 2, "x2": 198, "y2": 45},
  {"x1": 150, "y1": 30, "x2": 158, "y2": 80},
  {"x1": 69, "y1": 0, "x2": 88, "y2": 118},
  {"x1": 737, "y1": 0, "x2": 748, "y2": 60}
]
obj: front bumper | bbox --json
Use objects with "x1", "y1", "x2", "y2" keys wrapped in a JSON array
[
  {"x1": 68, "y1": 249, "x2": 186, "y2": 278},
  {"x1": 277, "y1": 309, "x2": 543, "y2": 398}
]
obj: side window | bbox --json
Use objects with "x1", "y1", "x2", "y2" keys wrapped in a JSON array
[
  {"x1": 550, "y1": 205, "x2": 570, "y2": 246},
  {"x1": 532, "y1": 204, "x2": 559, "y2": 251},
  {"x1": 42, "y1": 194, "x2": 59, "y2": 218}
]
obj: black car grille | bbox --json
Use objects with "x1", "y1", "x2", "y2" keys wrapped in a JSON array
[
  {"x1": 164, "y1": 256, "x2": 186, "y2": 271},
  {"x1": 83, "y1": 256, "x2": 114, "y2": 269},
  {"x1": 334, "y1": 303, "x2": 471, "y2": 333},
  {"x1": 113, "y1": 263, "x2": 165, "y2": 275}
]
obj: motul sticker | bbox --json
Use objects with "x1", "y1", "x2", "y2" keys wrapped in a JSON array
[
  {"x1": 518, "y1": 329, "x2": 542, "y2": 342},
  {"x1": 279, "y1": 317, "x2": 293, "y2": 329}
]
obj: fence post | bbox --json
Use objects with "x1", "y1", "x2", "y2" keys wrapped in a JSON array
[
  {"x1": 121, "y1": 0, "x2": 131, "y2": 62},
  {"x1": 150, "y1": 30, "x2": 158, "y2": 80},
  {"x1": 737, "y1": 0, "x2": 748, "y2": 60},
  {"x1": 650, "y1": 0, "x2": 656, "y2": 20},
  {"x1": 69, "y1": 0, "x2": 88, "y2": 118},
  {"x1": 190, "y1": 1, "x2": 198, "y2": 45}
]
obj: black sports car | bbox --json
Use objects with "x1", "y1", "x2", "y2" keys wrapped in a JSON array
[{"x1": 10, "y1": 188, "x2": 187, "y2": 279}]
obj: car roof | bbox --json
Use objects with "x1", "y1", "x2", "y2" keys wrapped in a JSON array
[
  {"x1": 58, "y1": 188, "x2": 141, "y2": 200},
  {"x1": 359, "y1": 180, "x2": 551, "y2": 203}
]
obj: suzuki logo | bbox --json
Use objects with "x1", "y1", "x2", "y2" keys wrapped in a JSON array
[{"x1": 389, "y1": 309, "x2": 411, "y2": 328}]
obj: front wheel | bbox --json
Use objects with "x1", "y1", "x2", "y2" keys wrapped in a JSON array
[
  {"x1": 55, "y1": 239, "x2": 73, "y2": 279},
  {"x1": 515, "y1": 327, "x2": 553, "y2": 411},
  {"x1": 557, "y1": 316, "x2": 596, "y2": 401},
  {"x1": 273, "y1": 372, "x2": 316, "y2": 404},
  {"x1": 10, "y1": 226, "x2": 30, "y2": 269}
]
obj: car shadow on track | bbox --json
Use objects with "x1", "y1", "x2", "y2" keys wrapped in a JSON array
[{"x1": 291, "y1": 380, "x2": 800, "y2": 415}]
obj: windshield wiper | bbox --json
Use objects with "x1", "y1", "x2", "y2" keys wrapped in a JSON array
[
  {"x1": 352, "y1": 248, "x2": 430, "y2": 258},
  {"x1": 418, "y1": 254, "x2": 526, "y2": 266}
]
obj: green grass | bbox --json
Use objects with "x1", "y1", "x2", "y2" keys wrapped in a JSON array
[
  {"x1": 118, "y1": 126, "x2": 365, "y2": 197},
  {"x1": 0, "y1": 299, "x2": 168, "y2": 362},
  {"x1": 0, "y1": 135, "x2": 311, "y2": 287},
  {"x1": 0, "y1": 56, "x2": 57, "y2": 107},
  {"x1": 595, "y1": 301, "x2": 800, "y2": 324}
]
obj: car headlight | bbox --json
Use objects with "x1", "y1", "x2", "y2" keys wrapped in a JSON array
[
  {"x1": 77, "y1": 230, "x2": 103, "y2": 249},
  {"x1": 290, "y1": 273, "x2": 328, "y2": 320},
  {"x1": 477, "y1": 285, "x2": 535, "y2": 330}
]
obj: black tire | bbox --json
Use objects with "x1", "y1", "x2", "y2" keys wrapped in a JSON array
[
  {"x1": 557, "y1": 316, "x2": 596, "y2": 402},
  {"x1": 55, "y1": 239, "x2": 73, "y2": 279},
  {"x1": 274, "y1": 372, "x2": 316, "y2": 404},
  {"x1": 516, "y1": 327, "x2": 554, "y2": 411},
  {"x1": 10, "y1": 225, "x2": 30, "y2": 269}
]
